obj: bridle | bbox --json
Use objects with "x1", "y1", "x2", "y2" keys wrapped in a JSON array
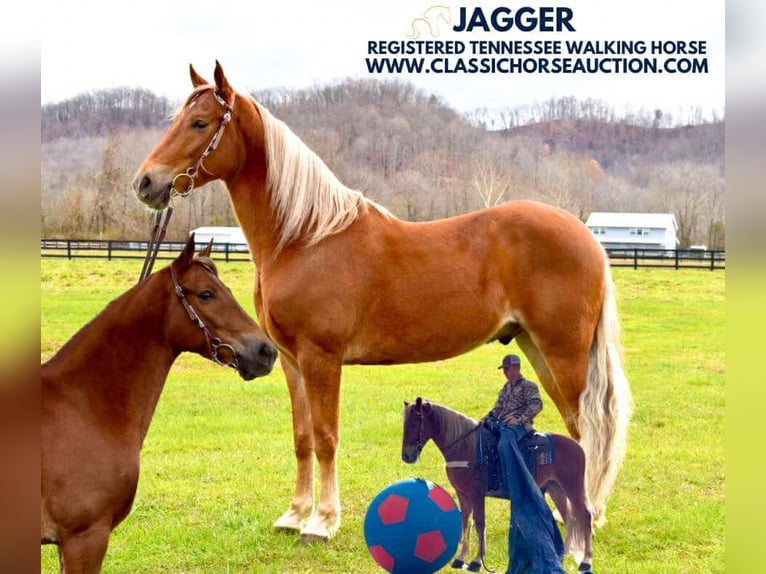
[
  {"x1": 170, "y1": 263, "x2": 239, "y2": 371},
  {"x1": 408, "y1": 399, "x2": 481, "y2": 459},
  {"x1": 410, "y1": 401, "x2": 427, "y2": 456},
  {"x1": 170, "y1": 90, "x2": 234, "y2": 199},
  {"x1": 137, "y1": 89, "x2": 234, "y2": 284}
]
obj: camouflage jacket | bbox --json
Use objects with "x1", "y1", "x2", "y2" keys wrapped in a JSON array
[{"x1": 490, "y1": 375, "x2": 543, "y2": 425}]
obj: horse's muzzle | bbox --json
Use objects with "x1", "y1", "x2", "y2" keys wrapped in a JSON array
[
  {"x1": 132, "y1": 170, "x2": 172, "y2": 210},
  {"x1": 235, "y1": 336, "x2": 278, "y2": 380},
  {"x1": 401, "y1": 448, "x2": 419, "y2": 464}
]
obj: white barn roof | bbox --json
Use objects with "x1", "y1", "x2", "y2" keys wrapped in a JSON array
[{"x1": 586, "y1": 212, "x2": 677, "y2": 230}]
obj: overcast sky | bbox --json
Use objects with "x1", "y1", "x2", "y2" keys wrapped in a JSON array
[{"x1": 40, "y1": 0, "x2": 725, "y2": 122}]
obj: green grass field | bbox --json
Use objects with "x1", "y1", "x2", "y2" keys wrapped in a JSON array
[{"x1": 41, "y1": 259, "x2": 724, "y2": 573}]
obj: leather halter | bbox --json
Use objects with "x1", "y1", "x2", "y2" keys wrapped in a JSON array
[
  {"x1": 170, "y1": 90, "x2": 234, "y2": 198},
  {"x1": 170, "y1": 264, "x2": 238, "y2": 370}
]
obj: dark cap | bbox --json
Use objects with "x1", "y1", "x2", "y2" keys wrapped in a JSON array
[{"x1": 498, "y1": 354, "x2": 521, "y2": 369}]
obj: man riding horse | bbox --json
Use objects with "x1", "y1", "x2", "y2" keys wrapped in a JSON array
[{"x1": 483, "y1": 354, "x2": 565, "y2": 574}]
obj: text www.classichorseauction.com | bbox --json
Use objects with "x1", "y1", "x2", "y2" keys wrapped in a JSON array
[{"x1": 365, "y1": 5, "x2": 710, "y2": 75}]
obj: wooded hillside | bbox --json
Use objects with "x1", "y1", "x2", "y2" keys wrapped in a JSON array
[{"x1": 41, "y1": 80, "x2": 724, "y2": 248}]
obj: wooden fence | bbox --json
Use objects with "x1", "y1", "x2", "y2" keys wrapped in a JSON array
[
  {"x1": 40, "y1": 239, "x2": 252, "y2": 263},
  {"x1": 40, "y1": 239, "x2": 725, "y2": 270}
]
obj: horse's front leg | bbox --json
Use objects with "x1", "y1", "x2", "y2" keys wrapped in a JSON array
[
  {"x1": 58, "y1": 521, "x2": 111, "y2": 574},
  {"x1": 273, "y1": 356, "x2": 315, "y2": 532},
  {"x1": 296, "y1": 347, "x2": 343, "y2": 542},
  {"x1": 467, "y1": 493, "x2": 487, "y2": 572},
  {"x1": 451, "y1": 491, "x2": 473, "y2": 569}
]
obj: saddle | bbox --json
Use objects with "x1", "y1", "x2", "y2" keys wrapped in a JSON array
[{"x1": 477, "y1": 424, "x2": 554, "y2": 497}]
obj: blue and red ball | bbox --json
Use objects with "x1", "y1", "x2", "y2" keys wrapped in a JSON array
[{"x1": 364, "y1": 478, "x2": 462, "y2": 573}]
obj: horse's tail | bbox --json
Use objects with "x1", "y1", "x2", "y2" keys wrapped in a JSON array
[{"x1": 579, "y1": 258, "x2": 633, "y2": 526}]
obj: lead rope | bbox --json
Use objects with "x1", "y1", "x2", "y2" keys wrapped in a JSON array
[{"x1": 138, "y1": 207, "x2": 174, "y2": 283}]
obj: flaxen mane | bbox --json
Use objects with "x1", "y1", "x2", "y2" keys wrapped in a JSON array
[
  {"x1": 429, "y1": 402, "x2": 479, "y2": 447},
  {"x1": 252, "y1": 99, "x2": 391, "y2": 253}
]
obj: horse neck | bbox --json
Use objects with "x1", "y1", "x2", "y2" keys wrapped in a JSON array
[
  {"x1": 224, "y1": 99, "x2": 281, "y2": 269},
  {"x1": 223, "y1": 97, "x2": 378, "y2": 269},
  {"x1": 42, "y1": 273, "x2": 178, "y2": 444},
  {"x1": 428, "y1": 405, "x2": 478, "y2": 462}
]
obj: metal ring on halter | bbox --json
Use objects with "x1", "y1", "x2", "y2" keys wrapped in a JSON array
[
  {"x1": 171, "y1": 171, "x2": 195, "y2": 198},
  {"x1": 210, "y1": 337, "x2": 239, "y2": 369}
]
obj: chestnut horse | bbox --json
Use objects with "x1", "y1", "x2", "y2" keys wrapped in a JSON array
[
  {"x1": 132, "y1": 61, "x2": 632, "y2": 541},
  {"x1": 402, "y1": 398, "x2": 593, "y2": 574},
  {"x1": 41, "y1": 235, "x2": 278, "y2": 573}
]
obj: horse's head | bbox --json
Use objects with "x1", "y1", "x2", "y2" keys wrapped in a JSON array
[
  {"x1": 165, "y1": 234, "x2": 277, "y2": 380},
  {"x1": 132, "y1": 61, "x2": 258, "y2": 210},
  {"x1": 401, "y1": 397, "x2": 435, "y2": 464}
]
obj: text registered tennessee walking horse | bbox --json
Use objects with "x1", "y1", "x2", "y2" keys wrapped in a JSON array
[
  {"x1": 402, "y1": 398, "x2": 593, "y2": 573},
  {"x1": 41, "y1": 235, "x2": 278, "y2": 573},
  {"x1": 132, "y1": 61, "x2": 632, "y2": 541}
]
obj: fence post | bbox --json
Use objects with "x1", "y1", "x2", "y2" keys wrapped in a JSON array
[
  {"x1": 67, "y1": 240, "x2": 72, "y2": 260},
  {"x1": 633, "y1": 248, "x2": 638, "y2": 270},
  {"x1": 674, "y1": 249, "x2": 679, "y2": 269},
  {"x1": 108, "y1": 240, "x2": 112, "y2": 261},
  {"x1": 225, "y1": 242, "x2": 230, "y2": 262},
  {"x1": 710, "y1": 250, "x2": 715, "y2": 271}
]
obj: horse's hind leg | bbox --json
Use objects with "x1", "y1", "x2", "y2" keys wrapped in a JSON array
[
  {"x1": 555, "y1": 461, "x2": 594, "y2": 571},
  {"x1": 568, "y1": 482, "x2": 594, "y2": 572},
  {"x1": 545, "y1": 481, "x2": 570, "y2": 525},
  {"x1": 58, "y1": 524, "x2": 110, "y2": 574},
  {"x1": 515, "y1": 332, "x2": 587, "y2": 438},
  {"x1": 273, "y1": 356, "x2": 315, "y2": 533}
]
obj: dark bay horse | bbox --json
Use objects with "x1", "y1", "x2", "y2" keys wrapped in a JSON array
[
  {"x1": 132, "y1": 61, "x2": 632, "y2": 541},
  {"x1": 402, "y1": 398, "x2": 594, "y2": 573},
  {"x1": 41, "y1": 235, "x2": 278, "y2": 573}
]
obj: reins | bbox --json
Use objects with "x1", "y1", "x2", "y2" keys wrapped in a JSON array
[
  {"x1": 138, "y1": 208, "x2": 174, "y2": 283},
  {"x1": 137, "y1": 89, "x2": 234, "y2": 285},
  {"x1": 443, "y1": 423, "x2": 481, "y2": 452},
  {"x1": 412, "y1": 401, "x2": 481, "y2": 455},
  {"x1": 169, "y1": 265, "x2": 239, "y2": 371}
]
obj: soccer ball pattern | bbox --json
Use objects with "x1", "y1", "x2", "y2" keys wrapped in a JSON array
[{"x1": 364, "y1": 478, "x2": 462, "y2": 573}]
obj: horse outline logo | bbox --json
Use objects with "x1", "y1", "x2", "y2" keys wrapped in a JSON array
[{"x1": 406, "y1": 5, "x2": 452, "y2": 39}]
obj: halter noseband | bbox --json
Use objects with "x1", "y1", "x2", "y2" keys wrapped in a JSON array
[
  {"x1": 170, "y1": 264, "x2": 239, "y2": 371},
  {"x1": 171, "y1": 90, "x2": 234, "y2": 198}
]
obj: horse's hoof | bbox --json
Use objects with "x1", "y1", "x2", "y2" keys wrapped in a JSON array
[
  {"x1": 467, "y1": 560, "x2": 481, "y2": 572},
  {"x1": 578, "y1": 563, "x2": 593, "y2": 573},
  {"x1": 273, "y1": 508, "x2": 310, "y2": 533},
  {"x1": 298, "y1": 515, "x2": 337, "y2": 542},
  {"x1": 298, "y1": 531, "x2": 330, "y2": 543},
  {"x1": 450, "y1": 558, "x2": 465, "y2": 569}
]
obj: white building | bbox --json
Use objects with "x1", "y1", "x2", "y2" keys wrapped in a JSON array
[
  {"x1": 190, "y1": 226, "x2": 249, "y2": 252},
  {"x1": 585, "y1": 212, "x2": 679, "y2": 251}
]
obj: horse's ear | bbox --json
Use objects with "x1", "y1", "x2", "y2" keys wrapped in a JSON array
[
  {"x1": 213, "y1": 60, "x2": 234, "y2": 105},
  {"x1": 179, "y1": 233, "x2": 197, "y2": 266},
  {"x1": 198, "y1": 238, "x2": 214, "y2": 258},
  {"x1": 189, "y1": 64, "x2": 209, "y2": 88}
]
